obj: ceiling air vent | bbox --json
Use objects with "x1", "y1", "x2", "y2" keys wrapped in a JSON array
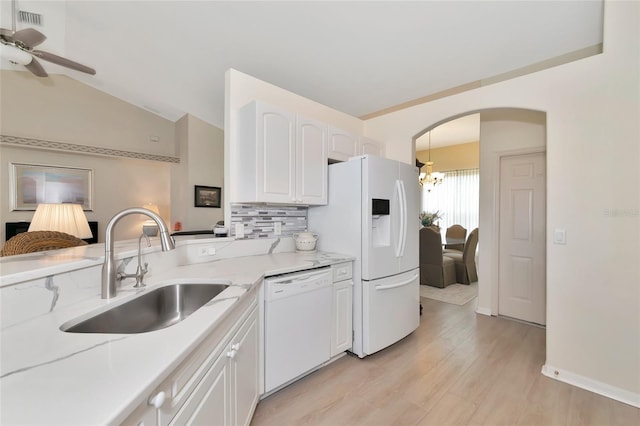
[{"x1": 18, "y1": 10, "x2": 42, "y2": 26}]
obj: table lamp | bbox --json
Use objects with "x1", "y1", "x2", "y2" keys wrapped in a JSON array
[
  {"x1": 142, "y1": 203, "x2": 161, "y2": 236},
  {"x1": 28, "y1": 203, "x2": 92, "y2": 239}
]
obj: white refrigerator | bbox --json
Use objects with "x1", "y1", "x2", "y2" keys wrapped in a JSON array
[{"x1": 308, "y1": 155, "x2": 420, "y2": 358}]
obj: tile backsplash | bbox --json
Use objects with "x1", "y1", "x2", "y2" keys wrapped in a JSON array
[{"x1": 230, "y1": 204, "x2": 308, "y2": 238}]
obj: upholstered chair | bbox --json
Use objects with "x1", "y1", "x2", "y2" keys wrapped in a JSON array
[
  {"x1": 419, "y1": 226, "x2": 457, "y2": 288},
  {"x1": 444, "y1": 224, "x2": 467, "y2": 252},
  {"x1": 1, "y1": 231, "x2": 88, "y2": 256},
  {"x1": 443, "y1": 228, "x2": 478, "y2": 284}
]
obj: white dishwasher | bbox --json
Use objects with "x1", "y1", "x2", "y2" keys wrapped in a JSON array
[{"x1": 264, "y1": 267, "x2": 332, "y2": 393}]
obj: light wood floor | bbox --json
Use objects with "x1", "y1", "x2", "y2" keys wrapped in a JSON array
[{"x1": 251, "y1": 297, "x2": 639, "y2": 426}]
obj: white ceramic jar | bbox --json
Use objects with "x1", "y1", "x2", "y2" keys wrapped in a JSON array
[{"x1": 293, "y1": 232, "x2": 319, "y2": 251}]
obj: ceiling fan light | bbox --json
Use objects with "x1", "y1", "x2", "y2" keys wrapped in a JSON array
[{"x1": 0, "y1": 43, "x2": 32, "y2": 65}]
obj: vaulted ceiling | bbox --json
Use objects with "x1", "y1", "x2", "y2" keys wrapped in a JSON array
[{"x1": 1, "y1": 1, "x2": 604, "y2": 147}]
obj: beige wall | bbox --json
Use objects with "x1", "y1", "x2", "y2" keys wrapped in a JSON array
[
  {"x1": 0, "y1": 71, "x2": 224, "y2": 241},
  {"x1": 171, "y1": 114, "x2": 224, "y2": 231},
  {"x1": 416, "y1": 141, "x2": 479, "y2": 172},
  {"x1": 0, "y1": 71, "x2": 175, "y2": 155},
  {"x1": 363, "y1": 1, "x2": 639, "y2": 404}
]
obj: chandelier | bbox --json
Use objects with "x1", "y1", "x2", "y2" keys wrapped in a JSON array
[{"x1": 419, "y1": 131, "x2": 445, "y2": 191}]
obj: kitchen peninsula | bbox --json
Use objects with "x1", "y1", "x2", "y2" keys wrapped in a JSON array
[{"x1": 0, "y1": 236, "x2": 353, "y2": 425}]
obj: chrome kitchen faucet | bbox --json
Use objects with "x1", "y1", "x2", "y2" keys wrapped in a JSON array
[{"x1": 102, "y1": 208, "x2": 175, "y2": 299}]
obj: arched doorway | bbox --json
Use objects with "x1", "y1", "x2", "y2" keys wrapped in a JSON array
[{"x1": 414, "y1": 108, "x2": 547, "y2": 325}]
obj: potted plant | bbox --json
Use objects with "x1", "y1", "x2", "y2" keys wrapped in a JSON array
[{"x1": 419, "y1": 210, "x2": 443, "y2": 227}]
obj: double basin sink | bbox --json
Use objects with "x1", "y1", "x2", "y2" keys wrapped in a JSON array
[{"x1": 62, "y1": 282, "x2": 230, "y2": 334}]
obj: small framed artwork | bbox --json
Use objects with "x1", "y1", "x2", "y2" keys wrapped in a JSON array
[
  {"x1": 9, "y1": 163, "x2": 93, "y2": 211},
  {"x1": 194, "y1": 185, "x2": 221, "y2": 208}
]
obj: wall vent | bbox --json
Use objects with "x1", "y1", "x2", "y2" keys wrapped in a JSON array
[{"x1": 18, "y1": 10, "x2": 42, "y2": 26}]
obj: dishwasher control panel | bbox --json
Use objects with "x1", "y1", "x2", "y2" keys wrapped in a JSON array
[{"x1": 265, "y1": 268, "x2": 332, "y2": 301}]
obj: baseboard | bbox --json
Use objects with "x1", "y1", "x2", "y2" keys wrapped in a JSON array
[
  {"x1": 541, "y1": 364, "x2": 640, "y2": 408},
  {"x1": 475, "y1": 306, "x2": 492, "y2": 316}
]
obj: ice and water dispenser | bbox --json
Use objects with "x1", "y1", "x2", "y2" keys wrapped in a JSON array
[{"x1": 371, "y1": 198, "x2": 390, "y2": 247}]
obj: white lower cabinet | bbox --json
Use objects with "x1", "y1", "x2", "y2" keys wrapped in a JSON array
[
  {"x1": 122, "y1": 296, "x2": 259, "y2": 426},
  {"x1": 331, "y1": 279, "x2": 353, "y2": 356},
  {"x1": 331, "y1": 262, "x2": 353, "y2": 357},
  {"x1": 171, "y1": 307, "x2": 258, "y2": 426}
]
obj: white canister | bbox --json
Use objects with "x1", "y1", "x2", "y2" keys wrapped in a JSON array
[{"x1": 293, "y1": 232, "x2": 319, "y2": 251}]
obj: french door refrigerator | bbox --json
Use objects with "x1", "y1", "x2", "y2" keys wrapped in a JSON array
[{"x1": 308, "y1": 155, "x2": 420, "y2": 358}]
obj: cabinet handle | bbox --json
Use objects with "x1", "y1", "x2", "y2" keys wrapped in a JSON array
[
  {"x1": 227, "y1": 349, "x2": 237, "y2": 359},
  {"x1": 148, "y1": 391, "x2": 166, "y2": 409},
  {"x1": 231, "y1": 343, "x2": 240, "y2": 351}
]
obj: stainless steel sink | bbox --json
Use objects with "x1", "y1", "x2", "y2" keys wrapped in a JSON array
[{"x1": 62, "y1": 283, "x2": 229, "y2": 334}]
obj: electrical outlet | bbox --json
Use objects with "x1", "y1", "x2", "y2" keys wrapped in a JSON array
[
  {"x1": 274, "y1": 221, "x2": 282, "y2": 235},
  {"x1": 553, "y1": 228, "x2": 566, "y2": 245},
  {"x1": 235, "y1": 223, "x2": 245, "y2": 238},
  {"x1": 198, "y1": 246, "x2": 216, "y2": 256}
]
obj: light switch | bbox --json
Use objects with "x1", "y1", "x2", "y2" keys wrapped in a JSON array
[{"x1": 553, "y1": 228, "x2": 566, "y2": 245}]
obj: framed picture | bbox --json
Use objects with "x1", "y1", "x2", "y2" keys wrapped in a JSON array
[
  {"x1": 9, "y1": 163, "x2": 93, "y2": 211},
  {"x1": 194, "y1": 185, "x2": 221, "y2": 208}
]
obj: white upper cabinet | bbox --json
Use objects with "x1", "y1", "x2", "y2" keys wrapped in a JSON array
[
  {"x1": 360, "y1": 136, "x2": 386, "y2": 158},
  {"x1": 328, "y1": 126, "x2": 359, "y2": 162},
  {"x1": 296, "y1": 116, "x2": 328, "y2": 204},
  {"x1": 236, "y1": 101, "x2": 327, "y2": 205}
]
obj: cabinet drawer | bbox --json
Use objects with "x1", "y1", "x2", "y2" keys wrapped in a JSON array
[{"x1": 332, "y1": 262, "x2": 352, "y2": 282}]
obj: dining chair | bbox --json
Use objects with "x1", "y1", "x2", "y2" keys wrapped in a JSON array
[
  {"x1": 419, "y1": 226, "x2": 457, "y2": 288},
  {"x1": 444, "y1": 224, "x2": 467, "y2": 252},
  {"x1": 443, "y1": 228, "x2": 478, "y2": 284},
  {"x1": 1, "y1": 231, "x2": 88, "y2": 256}
]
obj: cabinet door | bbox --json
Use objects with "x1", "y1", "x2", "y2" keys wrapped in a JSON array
[
  {"x1": 360, "y1": 136, "x2": 385, "y2": 158},
  {"x1": 256, "y1": 103, "x2": 296, "y2": 203},
  {"x1": 328, "y1": 126, "x2": 359, "y2": 162},
  {"x1": 169, "y1": 347, "x2": 230, "y2": 426},
  {"x1": 331, "y1": 279, "x2": 353, "y2": 357},
  {"x1": 230, "y1": 308, "x2": 259, "y2": 426},
  {"x1": 296, "y1": 116, "x2": 328, "y2": 205}
]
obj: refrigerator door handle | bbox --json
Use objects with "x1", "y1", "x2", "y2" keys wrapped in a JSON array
[
  {"x1": 395, "y1": 179, "x2": 404, "y2": 257},
  {"x1": 399, "y1": 180, "x2": 407, "y2": 258},
  {"x1": 374, "y1": 273, "x2": 419, "y2": 290}
]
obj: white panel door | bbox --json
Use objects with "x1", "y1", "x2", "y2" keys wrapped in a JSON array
[
  {"x1": 258, "y1": 105, "x2": 295, "y2": 203},
  {"x1": 498, "y1": 152, "x2": 546, "y2": 325},
  {"x1": 296, "y1": 116, "x2": 328, "y2": 204}
]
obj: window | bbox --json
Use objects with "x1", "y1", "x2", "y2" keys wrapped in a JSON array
[{"x1": 422, "y1": 168, "x2": 479, "y2": 238}]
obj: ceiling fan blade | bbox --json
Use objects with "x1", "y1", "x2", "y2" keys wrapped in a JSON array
[
  {"x1": 32, "y1": 50, "x2": 96, "y2": 75},
  {"x1": 24, "y1": 56, "x2": 48, "y2": 77},
  {"x1": 13, "y1": 28, "x2": 46, "y2": 48}
]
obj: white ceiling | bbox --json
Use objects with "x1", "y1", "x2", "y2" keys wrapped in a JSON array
[{"x1": 1, "y1": 1, "x2": 603, "y2": 147}]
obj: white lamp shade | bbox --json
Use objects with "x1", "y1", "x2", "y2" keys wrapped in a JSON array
[{"x1": 28, "y1": 203, "x2": 93, "y2": 239}]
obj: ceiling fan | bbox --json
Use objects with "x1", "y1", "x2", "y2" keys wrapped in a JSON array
[{"x1": 0, "y1": 0, "x2": 95, "y2": 77}]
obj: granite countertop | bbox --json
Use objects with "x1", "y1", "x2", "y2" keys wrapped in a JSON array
[{"x1": 0, "y1": 249, "x2": 353, "y2": 425}]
